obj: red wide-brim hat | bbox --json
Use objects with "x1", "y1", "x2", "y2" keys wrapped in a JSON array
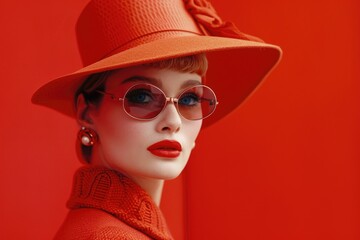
[{"x1": 32, "y1": 0, "x2": 282, "y2": 128}]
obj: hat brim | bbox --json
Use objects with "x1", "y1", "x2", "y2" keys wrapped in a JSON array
[{"x1": 32, "y1": 35, "x2": 282, "y2": 127}]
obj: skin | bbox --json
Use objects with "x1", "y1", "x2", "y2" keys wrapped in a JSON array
[{"x1": 77, "y1": 65, "x2": 203, "y2": 205}]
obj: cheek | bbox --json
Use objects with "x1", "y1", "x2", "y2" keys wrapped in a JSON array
[
  {"x1": 95, "y1": 118, "x2": 151, "y2": 165},
  {"x1": 92, "y1": 103, "x2": 131, "y2": 141},
  {"x1": 184, "y1": 121, "x2": 202, "y2": 144},
  {"x1": 94, "y1": 105, "x2": 153, "y2": 148}
]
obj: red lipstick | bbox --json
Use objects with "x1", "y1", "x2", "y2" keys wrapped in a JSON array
[{"x1": 147, "y1": 140, "x2": 182, "y2": 158}]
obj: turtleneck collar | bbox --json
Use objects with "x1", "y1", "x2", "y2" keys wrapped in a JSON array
[{"x1": 67, "y1": 166, "x2": 173, "y2": 240}]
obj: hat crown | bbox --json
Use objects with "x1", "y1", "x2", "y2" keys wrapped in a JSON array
[{"x1": 77, "y1": 0, "x2": 201, "y2": 66}]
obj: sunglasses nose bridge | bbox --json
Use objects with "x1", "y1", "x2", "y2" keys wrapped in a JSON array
[
  {"x1": 163, "y1": 96, "x2": 181, "y2": 115},
  {"x1": 166, "y1": 97, "x2": 177, "y2": 104},
  {"x1": 164, "y1": 96, "x2": 180, "y2": 105}
]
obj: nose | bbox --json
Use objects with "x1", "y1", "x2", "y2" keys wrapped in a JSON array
[{"x1": 155, "y1": 102, "x2": 181, "y2": 133}]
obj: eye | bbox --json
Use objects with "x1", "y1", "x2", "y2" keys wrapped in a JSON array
[
  {"x1": 178, "y1": 93, "x2": 200, "y2": 106},
  {"x1": 126, "y1": 88, "x2": 153, "y2": 104}
]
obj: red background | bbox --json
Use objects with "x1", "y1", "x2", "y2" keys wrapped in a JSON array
[{"x1": 0, "y1": 0, "x2": 359, "y2": 239}]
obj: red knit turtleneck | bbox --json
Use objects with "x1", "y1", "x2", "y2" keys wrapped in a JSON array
[{"x1": 54, "y1": 166, "x2": 173, "y2": 240}]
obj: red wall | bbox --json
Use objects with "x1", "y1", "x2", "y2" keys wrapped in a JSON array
[{"x1": 0, "y1": 1, "x2": 359, "y2": 239}]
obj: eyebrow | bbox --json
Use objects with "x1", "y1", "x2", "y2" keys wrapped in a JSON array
[
  {"x1": 121, "y1": 75, "x2": 202, "y2": 89},
  {"x1": 181, "y1": 79, "x2": 202, "y2": 88},
  {"x1": 121, "y1": 75, "x2": 160, "y2": 86}
]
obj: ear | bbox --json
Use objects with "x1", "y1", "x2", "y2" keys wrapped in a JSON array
[{"x1": 76, "y1": 94, "x2": 95, "y2": 128}]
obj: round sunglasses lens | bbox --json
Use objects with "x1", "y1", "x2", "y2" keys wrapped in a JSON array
[
  {"x1": 177, "y1": 86, "x2": 217, "y2": 120},
  {"x1": 123, "y1": 84, "x2": 166, "y2": 119}
]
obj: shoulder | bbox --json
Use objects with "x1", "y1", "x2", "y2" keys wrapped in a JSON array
[{"x1": 55, "y1": 208, "x2": 151, "y2": 240}]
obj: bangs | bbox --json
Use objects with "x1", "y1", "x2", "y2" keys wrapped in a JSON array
[{"x1": 145, "y1": 53, "x2": 208, "y2": 76}]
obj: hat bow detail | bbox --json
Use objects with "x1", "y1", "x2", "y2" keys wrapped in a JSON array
[{"x1": 184, "y1": 0, "x2": 263, "y2": 42}]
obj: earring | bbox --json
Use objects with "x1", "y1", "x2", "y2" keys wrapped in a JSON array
[{"x1": 78, "y1": 127, "x2": 98, "y2": 146}]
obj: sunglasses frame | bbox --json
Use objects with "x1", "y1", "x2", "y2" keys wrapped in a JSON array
[{"x1": 96, "y1": 83, "x2": 219, "y2": 121}]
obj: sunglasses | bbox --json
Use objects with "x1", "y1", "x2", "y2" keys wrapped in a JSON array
[{"x1": 96, "y1": 83, "x2": 218, "y2": 120}]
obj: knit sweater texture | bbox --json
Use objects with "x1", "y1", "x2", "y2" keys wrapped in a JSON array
[{"x1": 54, "y1": 166, "x2": 173, "y2": 240}]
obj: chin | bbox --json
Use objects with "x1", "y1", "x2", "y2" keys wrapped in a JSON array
[
  {"x1": 149, "y1": 164, "x2": 186, "y2": 180},
  {"x1": 158, "y1": 172, "x2": 182, "y2": 181}
]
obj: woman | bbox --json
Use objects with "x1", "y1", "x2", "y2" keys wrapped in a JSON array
[{"x1": 32, "y1": 0, "x2": 281, "y2": 239}]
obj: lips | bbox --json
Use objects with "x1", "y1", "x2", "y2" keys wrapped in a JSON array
[{"x1": 147, "y1": 140, "x2": 182, "y2": 158}]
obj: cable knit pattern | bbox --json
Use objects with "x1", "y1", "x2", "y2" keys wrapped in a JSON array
[{"x1": 55, "y1": 166, "x2": 173, "y2": 240}]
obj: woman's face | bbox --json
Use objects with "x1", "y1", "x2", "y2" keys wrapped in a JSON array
[{"x1": 86, "y1": 65, "x2": 203, "y2": 181}]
